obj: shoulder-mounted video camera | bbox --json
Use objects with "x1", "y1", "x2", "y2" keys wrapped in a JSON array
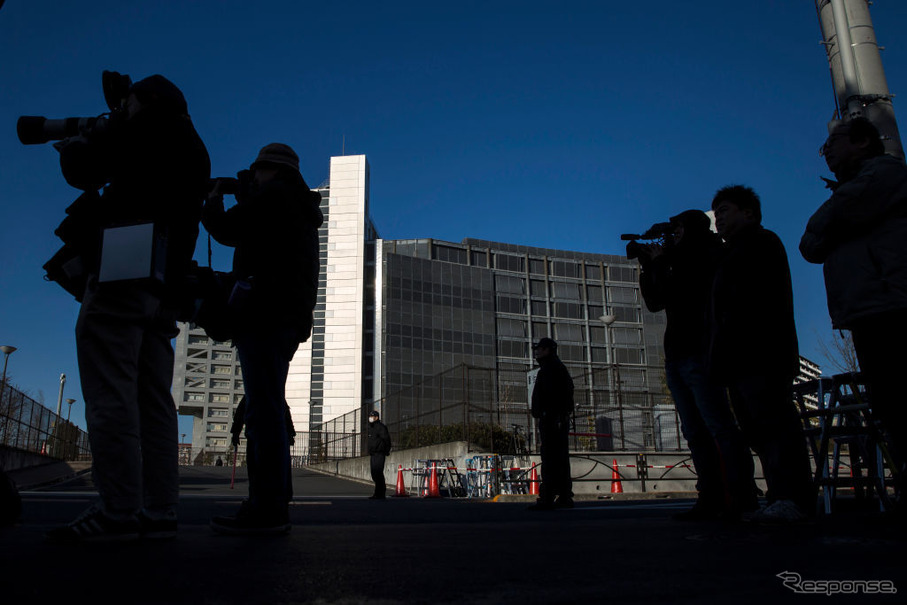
[
  {"x1": 16, "y1": 71, "x2": 132, "y2": 145},
  {"x1": 621, "y1": 222, "x2": 674, "y2": 260}
]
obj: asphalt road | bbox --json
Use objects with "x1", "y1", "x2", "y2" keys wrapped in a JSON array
[{"x1": 2, "y1": 466, "x2": 903, "y2": 604}]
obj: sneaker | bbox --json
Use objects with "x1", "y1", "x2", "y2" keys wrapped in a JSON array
[
  {"x1": 210, "y1": 504, "x2": 290, "y2": 536},
  {"x1": 553, "y1": 497, "x2": 574, "y2": 509},
  {"x1": 748, "y1": 499, "x2": 807, "y2": 524},
  {"x1": 138, "y1": 510, "x2": 177, "y2": 540},
  {"x1": 46, "y1": 505, "x2": 140, "y2": 543}
]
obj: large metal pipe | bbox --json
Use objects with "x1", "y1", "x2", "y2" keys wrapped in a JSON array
[{"x1": 816, "y1": 0, "x2": 903, "y2": 158}]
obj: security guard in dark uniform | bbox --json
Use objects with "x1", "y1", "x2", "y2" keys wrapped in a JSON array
[
  {"x1": 367, "y1": 411, "x2": 392, "y2": 499},
  {"x1": 529, "y1": 338, "x2": 575, "y2": 510}
]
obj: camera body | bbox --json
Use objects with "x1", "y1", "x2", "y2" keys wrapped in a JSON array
[
  {"x1": 209, "y1": 170, "x2": 252, "y2": 200},
  {"x1": 621, "y1": 222, "x2": 674, "y2": 260}
]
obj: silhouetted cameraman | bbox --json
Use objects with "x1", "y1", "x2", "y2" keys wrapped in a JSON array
[
  {"x1": 204, "y1": 143, "x2": 323, "y2": 535},
  {"x1": 45, "y1": 74, "x2": 210, "y2": 542},
  {"x1": 636, "y1": 210, "x2": 756, "y2": 520}
]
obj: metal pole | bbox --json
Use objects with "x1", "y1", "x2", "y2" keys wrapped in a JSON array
[
  {"x1": 817, "y1": 0, "x2": 904, "y2": 157},
  {"x1": 55, "y1": 373, "x2": 66, "y2": 417}
]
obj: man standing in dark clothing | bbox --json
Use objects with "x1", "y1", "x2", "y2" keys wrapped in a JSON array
[
  {"x1": 529, "y1": 337, "x2": 574, "y2": 510},
  {"x1": 204, "y1": 143, "x2": 323, "y2": 535},
  {"x1": 47, "y1": 73, "x2": 210, "y2": 542},
  {"x1": 637, "y1": 210, "x2": 756, "y2": 520},
  {"x1": 711, "y1": 185, "x2": 814, "y2": 523},
  {"x1": 801, "y1": 117, "x2": 907, "y2": 508},
  {"x1": 367, "y1": 411, "x2": 392, "y2": 499}
]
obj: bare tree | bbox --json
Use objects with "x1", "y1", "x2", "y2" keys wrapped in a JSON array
[{"x1": 815, "y1": 329, "x2": 860, "y2": 375}]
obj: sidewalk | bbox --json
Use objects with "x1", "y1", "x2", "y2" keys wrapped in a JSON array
[{"x1": 7, "y1": 460, "x2": 92, "y2": 490}]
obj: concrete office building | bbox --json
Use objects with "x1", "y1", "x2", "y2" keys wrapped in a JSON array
[{"x1": 174, "y1": 153, "x2": 668, "y2": 456}]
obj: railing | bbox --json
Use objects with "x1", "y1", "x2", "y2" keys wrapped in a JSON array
[
  {"x1": 0, "y1": 382, "x2": 91, "y2": 461},
  {"x1": 186, "y1": 363, "x2": 683, "y2": 466}
]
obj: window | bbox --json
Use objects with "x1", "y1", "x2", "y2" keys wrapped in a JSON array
[
  {"x1": 587, "y1": 285, "x2": 604, "y2": 303},
  {"x1": 550, "y1": 282, "x2": 582, "y2": 300},
  {"x1": 614, "y1": 348, "x2": 644, "y2": 364},
  {"x1": 609, "y1": 286, "x2": 638, "y2": 304},
  {"x1": 550, "y1": 260, "x2": 581, "y2": 278},
  {"x1": 210, "y1": 379, "x2": 230, "y2": 389},
  {"x1": 530, "y1": 280, "x2": 547, "y2": 297},
  {"x1": 208, "y1": 408, "x2": 230, "y2": 417},
  {"x1": 188, "y1": 335, "x2": 208, "y2": 345},
  {"x1": 496, "y1": 296, "x2": 526, "y2": 314},
  {"x1": 529, "y1": 258, "x2": 546, "y2": 275},
  {"x1": 184, "y1": 393, "x2": 204, "y2": 402},
  {"x1": 609, "y1": 265, "x2": 638, "y2": 283},
  {"x1": 497, "y1": 318, "x2": 528, "y2": 338},
  {"x1": 470, "y1": 250, "x2": 488, "y2": 267},
  {"x1": 210, "y1": 394, "x2": 230, "y2": 403},
  {"x1": 495, "y1": 254, "x2": 525, "y2": 273},
  {"x1": 552, "y1": 302, "x2": 583, "y2": 319},
  {"x1": 212, "y1": 351, "x2": 233, "y2": 360},
  {"x1": 206, "y1": 423, "x2": 228, "y2": 432},
  {"x1": 612, "y1": 306, "x2": 640, "y2": 323},
  {"x1": 206, "y1": 437, "x2": 228, "y2": 448},
  {"x1": 554, "y1": 323, "x2": 583, "y2": 342},
  {"x1": 498, "y1": 339, "x2": 530, "y2": 358},
  {"x1": 531, "y1": 300, "x2": 548, "y2": 316},
  {"x1": 433, "y1": 244, "x2": 467, "y2": 265},
  {"x1": 495, "y1": 275, "x2": 526, "y2": 295},
  {"x1": 212, "y1": 365, "x2": 232, "y2": 375},
  {"x1": 586, "y1": 264, "x2": 602, "y2": 280}
]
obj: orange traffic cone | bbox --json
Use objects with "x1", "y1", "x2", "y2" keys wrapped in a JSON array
[
  {"x1": 425, "y1": 462, "x2": 441, "y2": 498},
  {"x1": 529, "y1": 463, "x2": 540, "y2": 496},
  {"x1": 393, "y1": 464, "x2": 410, "y2": 497},
  {"x1": 611, "y1": 458, "x2": 623, "y2": 494}
]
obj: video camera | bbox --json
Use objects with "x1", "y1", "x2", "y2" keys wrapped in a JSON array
[
  {"x1": 621, "y1": 222, "x2": 674, "y2": 260},
  {"x1": 208, "y1": 170, "x2": 253, "y2": 199},
  {"x1": 16, "y1": 71, "x2": 132, "y2": 145}
]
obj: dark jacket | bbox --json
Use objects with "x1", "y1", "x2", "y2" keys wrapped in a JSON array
[
  {"x1": 202, "y1": 177, "x2": 324, "y2": 339},
  {"x1": 710, "y1": 225, "x2": 800, "y2": 383},
  {"x1": 639, "y1": 226, "x2": 723, "y2": 361},
  {"x1": 531, "y1": 354, "x2": 574, "y2": 419},
  {"x1": 800, "y1": 154, "x2": 907, "y2": 329},
  {"x1": 367, "y1": 420, "x2": 391, "y2": 456},
  {"x1": 58, "y1": 105, "x2": 211, "y2": 299}
]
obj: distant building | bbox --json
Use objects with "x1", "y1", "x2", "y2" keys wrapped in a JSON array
[{"x1": 173, "y1": 154, "x2": 669, "y2": 457}]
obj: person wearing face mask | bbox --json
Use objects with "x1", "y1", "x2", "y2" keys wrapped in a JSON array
[
  {"x1": 203, "y1": 143, "x2": 323, "y2": 535},
  {"x1": 367, "y1": 411, "x2": 392, "y2": 499}
]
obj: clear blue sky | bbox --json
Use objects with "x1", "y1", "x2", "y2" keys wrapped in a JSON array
[{"x1": 2, "y1": 1, "x2": 906, "y2": 437}]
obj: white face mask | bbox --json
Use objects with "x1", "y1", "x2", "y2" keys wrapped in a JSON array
[{"x1": 369, "y1": 417, "x2": 377, "y2": 423}]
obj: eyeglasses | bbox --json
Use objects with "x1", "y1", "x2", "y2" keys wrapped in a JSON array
[{"x1": 819, "y1": 132, "x2": 850, "y2": 157}]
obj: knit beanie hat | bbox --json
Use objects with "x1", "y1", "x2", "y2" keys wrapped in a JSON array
[
  {"x1": 129, "y1": 75, "x2": 188, "y2": 115},
  {"x1": 252, "y1": 143, "x2": 299, "y2": 172}
]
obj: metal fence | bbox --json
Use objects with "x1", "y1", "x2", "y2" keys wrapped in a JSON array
[
  {"x1": 0, "y1": 382, "x2": 91, "y2": 461},
  {"x1": 296, "y1": 363, "x2": 683, "y2": 463}
]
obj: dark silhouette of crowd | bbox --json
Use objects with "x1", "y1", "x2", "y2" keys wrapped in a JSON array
[{"x1": 14, "y1": 68, "x2": 905, "y2": 541}]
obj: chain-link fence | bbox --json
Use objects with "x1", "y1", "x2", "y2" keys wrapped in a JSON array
[
  {"x1": 0, "y1": 383, "x2": 90, "y2": 461},
  {"x1": 295, "y1": 363, "x2": 683, "y2": 463}
]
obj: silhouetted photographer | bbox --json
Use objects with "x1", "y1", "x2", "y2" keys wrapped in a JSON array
[
  {"x1": 204, "y1": 143, "x2": 323, "y2": 535},
  {"x1": 22, "y1": 71, "x2": 211, "y2": 542},
  {"x1": 635, "y1": 210, "x2": 756, "y2": 521},
  {"x1": 801, "y1": 117, "x2": 907, "y2": 512}
]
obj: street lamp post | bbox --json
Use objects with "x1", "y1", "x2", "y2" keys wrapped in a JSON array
[
  {"x1": 55, "y1": 373, "x2": 66, "y2": 417},
  {"x1": 65, "y1": 398, "x2": 76, "y2": 422},
  {"x1": 1, "y1": 345, "x2": 17, "y2": 406}
]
